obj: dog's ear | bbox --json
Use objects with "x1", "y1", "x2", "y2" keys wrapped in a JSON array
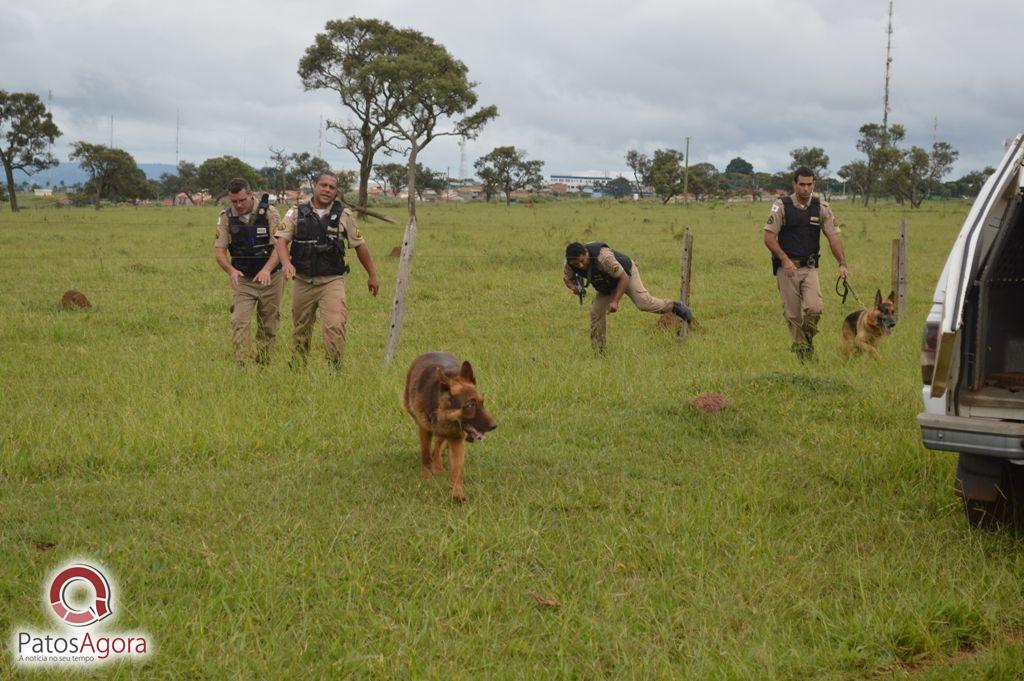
[
  {"x1": 887, "y1": 289, "x2": 895, "y2": 303},
  {"x1": 436, "y1": 367, "x2": 452, "y2": 389},
  {"x1": 874, "y1": 289, "x2": 883, "y2": 307},
  {"x1": 459, "y1": 361, "x2": 475, "y2": 385}
]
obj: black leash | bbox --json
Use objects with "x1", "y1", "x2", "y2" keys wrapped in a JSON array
[{"x1": 835, "y1": 275, "x2": 865, "y2": 307}]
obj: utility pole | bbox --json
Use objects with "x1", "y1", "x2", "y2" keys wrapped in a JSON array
[
  {"x1": 318, "y1": 114, "x2": 324, "y2": 159},
  {"x1": 682, "y1": 136, "x2": 691, "y2": 201},
  {"x1": 47, "y1": 90, "x2": 53, "y2": 187},
  {"x1": 458, "y1": 137, "x2": 466, "y2": 183},
  {"x1": 175, "y1": 108, "x2": 180, "y2": 166},
  {"x1": 109, "y1": 114, "x2": 114, "y2": 147},
  {"x1": 882, "y1": 0, "x2": 894, "y2": 131}
]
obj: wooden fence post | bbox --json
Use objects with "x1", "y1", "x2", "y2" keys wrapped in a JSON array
[
  {"x1": 384, "y1": 217, "x2": 417, "y2": 364},
  {"x1": 890, "y1": 218, "x2": 908, "y2": 317},
  {"x1": 677, "y1": 226, "x2": 693, "y2": 340}
]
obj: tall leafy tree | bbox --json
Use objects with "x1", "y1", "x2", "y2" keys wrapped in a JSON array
[
  {"x1": 70, "y1": 142, "x2": 152, "y2": 209},
  {"x1": 625, "y1": 150, "x2": 651, "y2": 196},
  {"x1": 298, "y1": 18, "x2": 415, "y2": 208},
  {"x1": 837, "y1": 161, "x2": 869, "y2": 202},
  {"x1": 473, "y1": 147, "x2": 544, "y2": 206},
  {"x1": 374, "y1": 162, "x2": 408, "y2": 195},
  {"x1": 725, "y1": 156, "x2": 753, "y2": 174},
  {"x1": 196, "y1": 156, "x2": 262, "y2": 199},
  {"x1": 648, "y1": 148, "x2": 685, "y2": 204},
  {"x1": 289, "y1": 152, "x2": 332, "y2": 193},
  {"x1": 0, "y1": 90, "x2": 61, "y2": 212},
  {"x1": 882, "y1": 140, "x2": 959, "y2": 208},
  {"x1": 268, "y1": 147, "x2": 291, "y2": 199},
  {"x1": 789, "y1": 146, "x2": 829, "y2": 178},
  {"x1": 380, "y1": 29, "x2": 496, "y2": 218},
  {"x1": 159, "y1": 162, "x2": 200, "y2": 202},
  {"x1": 599, "y1": 176, "x2": 633, "y2": 199},
  {"x1": 856, "y1": 123, "x2": 905, "y2": 206},
  {"x1": 414, "y1": 163, "x2": 446, "y2": 199}
]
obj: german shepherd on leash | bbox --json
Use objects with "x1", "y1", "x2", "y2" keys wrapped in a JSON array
[
  {"x1": 403, "y1": 353, "x2": 497, "y2": 502},
  {"x1": 840, "y1": 289, "x2": 896, "y2": 359}
]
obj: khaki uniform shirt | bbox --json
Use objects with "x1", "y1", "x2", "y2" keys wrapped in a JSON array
[
  {"x1": 563, "y1": 247, "x2": 626, "y2": 287},
  {"x1": 276, "y1": 204, "x2": 365, "y2": 284},
  {"x1": 763, "y1": 193, "x2": 839, "y2": 237},
  {"x1": 214, "y1": 200, "x2": 281, "y2": 249}
]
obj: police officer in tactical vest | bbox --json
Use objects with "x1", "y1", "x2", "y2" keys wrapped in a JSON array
[
  {"x1": 274, "y1": 170, "x2": 380, "y2": 368},
  {"x1": 564, "y1": 241, "x2": 694, "y2": 351},
  {"x1": 762, "y1": 166, "x2": 848, "y2": 360},
  {"x1": 214, "y1": 177, "x2": 284, "y2": 365}
]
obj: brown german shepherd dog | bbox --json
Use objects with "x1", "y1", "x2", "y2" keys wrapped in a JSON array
[
  {"x1": 840, "y1": 289, "x2": 896, "y2": 359},
  {"x1": 403, "y1": 352, "x2": 497, "y2": 502}
]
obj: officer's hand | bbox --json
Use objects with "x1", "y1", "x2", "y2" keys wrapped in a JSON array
[
  {"x1": 254, "y1": 269, "x2": 271, "y2": 286},
  {"x1": 783, "y1": 260, "x2": 797, "y2": 278},
  {"x1": 838, "y1": 264, "x2": 849, "y2": 279},
  {"x1": 283, "y1": 263, "x2": 296, "y2": 280},
  {"x1": 229, "y1": 268, "x2": 242, "y2": 289},
  {"x1": 608, "y1": 299, "x2": 620, "y2": 313},
  {"x1": 368, "y1": 275, "x2": 380, "y2": 297}
]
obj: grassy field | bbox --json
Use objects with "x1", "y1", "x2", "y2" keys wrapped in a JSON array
[{"x1": 2, "y1": 196, "x2": 1024, "y2": 679}]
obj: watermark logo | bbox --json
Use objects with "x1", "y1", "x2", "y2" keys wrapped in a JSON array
[
  {"x1": 49, "y1": 564, "x2": 112, "y2": 627},
  {"x1": 11, "y1": 560, "x2": 151, "y2": 668}
]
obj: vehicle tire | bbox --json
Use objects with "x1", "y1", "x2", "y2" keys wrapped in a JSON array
[{"x1": 955, "y1": 453, "x2": 1012, "y2": 529}]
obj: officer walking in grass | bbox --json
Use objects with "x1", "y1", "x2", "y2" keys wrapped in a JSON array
[
  {"x1": 762, "y1": 166, "x2": 848, "y2": 361},
  {"x1": 214, "y1": 177, "x2": 284, "y2": 365},
  {"x1": 564, "y1": 241, "x2": 694, "y2": 352},
  {"x1": 273, "y1": 170, "x2": 380, "y2": 369}
]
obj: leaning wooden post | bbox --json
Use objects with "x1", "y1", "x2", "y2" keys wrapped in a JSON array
[
  {"x1": 890, "y1": 218, "x2": 908, "y2": 317},
  {"x1": 384, "y1": 217, "x2": 417, "y2": 364},
  {"x1": 677, "y1": 226, "x2": 693, "y2": 340}
]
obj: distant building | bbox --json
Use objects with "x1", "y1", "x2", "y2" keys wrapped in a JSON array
[
  {"x1": 33, "y1": 187, "x2": 53, "y2": 197},
  {"x1": 548, "y1": 182, "x2": 569, "y2": 195},
  {"x1": 548, "y1": 174, "x2": 613, "y2": 193}
]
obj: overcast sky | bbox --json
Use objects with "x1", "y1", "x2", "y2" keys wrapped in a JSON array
[{"x1": 5, "y1": 0, "x2": 1022, "y2": 179}]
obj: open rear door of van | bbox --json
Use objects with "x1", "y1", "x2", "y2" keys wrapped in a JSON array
[{"x1": 931, "y1": 134, "x2": 1024, "y2": 397}]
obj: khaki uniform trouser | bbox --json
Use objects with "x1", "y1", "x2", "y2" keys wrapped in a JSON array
[
  {"x1": 776, "y1": 266, "x2": 823, "y2": 345},
  {"x1": 590, "y1": 264, "x2": 673, "y2": 349},
  {"x1": 291, "y1": 276, "x2": 348, "y2": 362},
  {"x1": 231, "y1": 269, "x2": 285, "y2": 363}
]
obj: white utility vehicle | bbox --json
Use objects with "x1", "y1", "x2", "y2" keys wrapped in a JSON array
[{"x1": 918, "y1": 134, "x2": 1024, "y2": 528}]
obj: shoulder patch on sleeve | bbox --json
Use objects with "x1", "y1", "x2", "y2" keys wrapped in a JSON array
[{"x1": 771, "y1": 203, "x2": 780, "y2": 213}]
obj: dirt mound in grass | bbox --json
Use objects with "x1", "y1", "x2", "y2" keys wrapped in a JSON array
[
  {"x1": 690, "y1": 392, "x2": 729, "y2": 413},
  {"x1": 60, "y1": 290, "x2": 91, "y2": 310}
]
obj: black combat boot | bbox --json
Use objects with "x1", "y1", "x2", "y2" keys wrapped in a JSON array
[{"x1": 672, "y1": 301, "x2": 694, "y2": 324}]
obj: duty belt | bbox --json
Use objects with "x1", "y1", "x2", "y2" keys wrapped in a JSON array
[{"x1": 790, "y1": 253, "x2": 820, "y2": 268}]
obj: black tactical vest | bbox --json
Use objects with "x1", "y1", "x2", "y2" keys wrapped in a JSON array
[
  {"x1": 290, "y1": 201, "x2": 350, "y2": 277},
  {"x1": 227, "y1": 193, "x2": 279, "y2": 278},
  {"x1": 778, "y1": 196, "x2": 822, "y2": 258},
  {"x1": 773, "y1": 196, "x2": 822, "y2": 272},
  {"x1": 570, "y1": 242, "x2": 633, "y2": 294}
]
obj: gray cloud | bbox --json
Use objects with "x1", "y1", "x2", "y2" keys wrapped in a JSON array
[{"x1": 5, "y1": 0, "x2": 1022, "y2": 179}]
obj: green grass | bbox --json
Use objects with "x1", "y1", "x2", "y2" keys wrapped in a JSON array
[{"x1": 2, "y1": 198, "x2": 1023, "y2": 679}]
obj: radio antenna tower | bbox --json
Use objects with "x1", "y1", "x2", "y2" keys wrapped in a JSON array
[
  {"x1": 458, "y1": 137, "x2": 466, "y2": 182},
  {"x1": 175, "y1": 109, "x2": 181, "y2": 165},
  {"x1": 47, "y1": 90, "x2": 53, "y2": 187},
  {"x1": 318, "y1": 114, "x2": 324, "y2": 159},
  {"x1": 882, "y1": 0, "x2": 894, "y2": 131},
  {"x1": 109, "y1": 114, "x2": 114, "y2": 147}
]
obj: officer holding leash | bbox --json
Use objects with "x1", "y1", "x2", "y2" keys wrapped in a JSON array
[
  {"x1": 762, "y1": 166, "x2": 848, "y2": 361},
  {"x1": 274, "y1": 170, "x2": 380, "y2": 369},
  {"x1": 214, "y1": 177, "x2": 284, "y2": 365}
]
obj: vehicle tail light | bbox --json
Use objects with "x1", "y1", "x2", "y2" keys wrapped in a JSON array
[{"x1": 922, "y1": 320, "x2": 940, "y2": 384}]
